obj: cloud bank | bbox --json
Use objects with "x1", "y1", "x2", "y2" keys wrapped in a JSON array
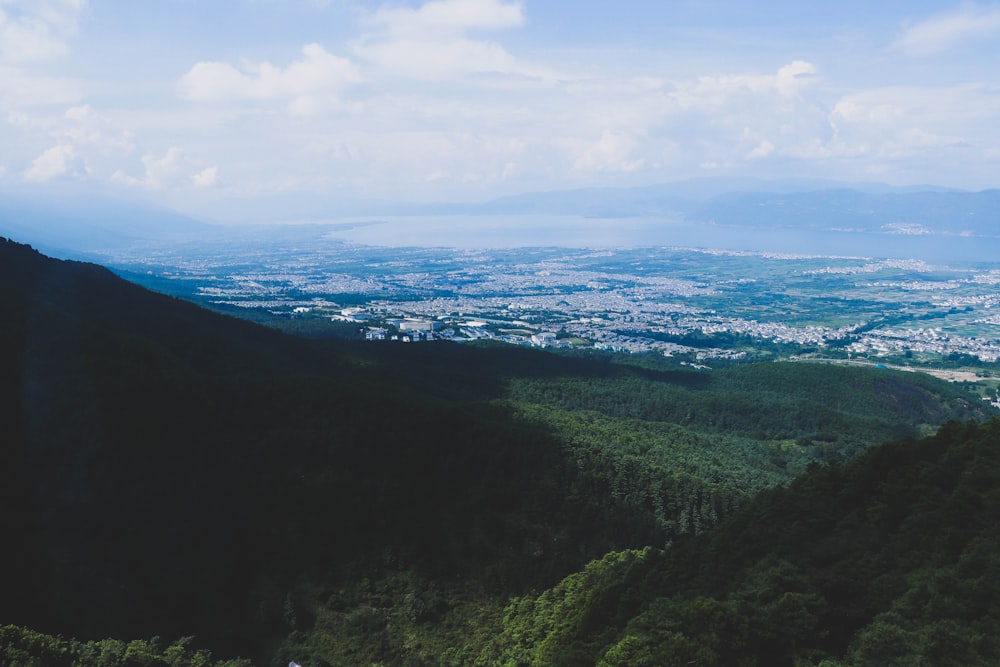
[
  {"x1": 1, "y1": 0, "x2": 999, "y2": 216},
  {"x1": 894, "y1": 5, "x2": 1000, "y2": 56},
  {"x1": 180, "y1": 43, "x2": 362, "y2": 114},
  {"x1": 0, "y1": 0, "x2": 85, "y2": 64}
]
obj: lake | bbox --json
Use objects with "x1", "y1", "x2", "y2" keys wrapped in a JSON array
[{"x1": 320, "y1": 215, "x2": 1000, "y2": 264}]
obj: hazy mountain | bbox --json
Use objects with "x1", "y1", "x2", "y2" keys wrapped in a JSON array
[
  {"x1": 2, "y1": 180, "x2": 989, "y2": 263},
  {"x1": 0, "y1": 191, "x2": 213, "y2": 258},
  {"x1": 690, "y1": 188, "x2": 1000, "y2": 236},
  {"x1": 402, "y1": 178, "x2": 966, "y2": 220}
]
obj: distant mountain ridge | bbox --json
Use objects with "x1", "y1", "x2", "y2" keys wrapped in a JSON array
[
  {"x1": 2, "y1": 179, "x2": 995, "y2": 261},
  {"x1": 0, "y1": 192, "x2": 213, "y2": 258},
  {"x1": 386, "y1": 178, "x2": 1000, "y2": 238},
  {"x1": 690, "y1": 188, "x2": 1000, "y2": 236},
  {"x1": 403, "y1": 178, "x2": 966, "y2": 216}
]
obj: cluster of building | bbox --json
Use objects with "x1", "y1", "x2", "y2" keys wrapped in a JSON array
[
  {"x1": 846, "y1": 327, "x2": 1000, "y2": 362},
  {"x1": 135, "y1": 242, "x2": 1000, "y2": 364},
  {"x1": 349, "y1": 294, "x2": 1000, "y2": 363}
]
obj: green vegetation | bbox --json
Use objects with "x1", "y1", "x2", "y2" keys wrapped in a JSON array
[
  {"x1": 506, "y1": 359, "x2": 975, "y2": 448},
  {"x1": 0, "y1": 626, "x2": 251, "y2": 667},
  {"x1": 1, "y1": 236, "x2": 997, "y2": 665},
  {"x1": 481, "y1": 418, "x2": 1000, "y2": 666}
]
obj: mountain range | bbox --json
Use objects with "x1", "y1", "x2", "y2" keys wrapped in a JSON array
[
  {"x1": 0, "y1": 190, "x2": 211, "y2": 258},
  {"x1": 1, "y1": 235, "x2": 997, "y2": 666},
  {"x1": 3, "y1": 179, "x2": 999, "y2": 264},
  {"x1": 403, "y1": 179, "x2": 999, "y2": 237}
]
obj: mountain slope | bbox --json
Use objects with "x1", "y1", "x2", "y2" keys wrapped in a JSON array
[
  {"x1": 480, "y1": 417, "x2": 1000, "y2": 666},
  {"x1": 0, "y1": 237, "x2": 637, "y2": 660},
  {"x1": 1, "y1": 236, "x2": 993, "y2": 665}
]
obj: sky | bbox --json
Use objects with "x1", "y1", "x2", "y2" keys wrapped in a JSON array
[{"x1": 2, "y1": 0, "x2": 1000, "y2": 222}]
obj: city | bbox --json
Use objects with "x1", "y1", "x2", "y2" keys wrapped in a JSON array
[{"x1": 109, "y1": 234, "x2": 1000, "y2": 367}]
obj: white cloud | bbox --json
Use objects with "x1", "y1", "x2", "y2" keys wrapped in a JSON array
[
  {"x1": 113, "y1": 147, "x2": 207, "y2": 190},
  {"x1": 161, "y1": 56, "x2": 837, "y2": 200},
  {"x1": 192, "y1": 166, "x2": 219, "y2": 188},
  {"x1": 747, "y1": 140, "x2": 775, "y2": 160},
  {"x1": 572, "y1": 131, "x2": 645, "y2": 173},
  {"x1": 14, "y1": 104, "x2": 136, "y2": 175},
  {"x1": 0, "y1": 0, "x2": 86, "y2": 134},
  {"x1": 4, "y1": 100, "x2": 229, "y2": 194},
  {"x1": 368, "y1": 0, "x2": 524, "y2": 37},
  {"x1": 775, "y1": 60, "x2": 818, "y2": 96},
  {"x1": 292, "y1": 128, "x2": 530, "y2": 196},
  {"x1": 8, "y1": 103, "x2": 138, "y2": 187},
  {"x1": 894, "y1": 5, "x2": 1000, "y2": 56},
  {"x1": 23, "y1": 143, "x2": 86, "y2": 181},
  {"x1": 62, "y1": 104, "x2": 136, "y2": 154},
  {"x1": 0, "y1": 0, "x2": 85, "y2": 64},
  {"x1": 356, "y1": 37, "x2": 519, "y2": 80},
  {"x1": 352, "y1": 0, "x2": 544, "y2": 81},
  {"x1": 33, "y1": 3, "x2": 987, "y2": 206},
  {"x1": 786, "y1": 83, "x2": 1000, "y2": 169},
  {"x1": 672, "y1": 60, "x2": 818, "y2": 112},
  {"x1": 0, "y1": 66, "x2": 82, "y2": 108},
  {"x1": 179, "y1": 43, "x2": 362, "y2": 113},
  {"x1": 605, "y1": 60, "x2": 827, "y2": 172}
]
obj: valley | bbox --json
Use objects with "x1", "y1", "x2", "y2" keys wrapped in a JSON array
[
  {"x1": 3, "y1": 235, "x2": 999, "y2": 666},
  {"x1": 106, "y1": 227, "x2": 1000, "y2": 371}
]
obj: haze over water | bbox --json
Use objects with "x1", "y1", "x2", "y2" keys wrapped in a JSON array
[{"x1": 323, "y1": 215, "x2": 1000, "y2": 264}]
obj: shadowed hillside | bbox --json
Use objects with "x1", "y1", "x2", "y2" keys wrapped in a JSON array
[
  {"x1": 0, "y1": 236, "x2": 993, "y2": 665},
  {"x1": 0, "y1": 237, "x2": 629, "y2": 660}
]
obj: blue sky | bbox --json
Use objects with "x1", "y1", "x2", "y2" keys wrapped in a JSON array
[{"x1": 2, "y1": 0, "x2": 1000, "y2": 222}]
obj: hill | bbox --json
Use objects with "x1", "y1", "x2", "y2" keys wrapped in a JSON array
[
  {"x1": 0, "y1": 236, "x2": 624, "y2": 661},
  {"x1": 476, "y1": 417, "x2": 1000, "y2": 666},
  {"x1": 0, "y1": 236, "x2": 993, "y2": 665}
]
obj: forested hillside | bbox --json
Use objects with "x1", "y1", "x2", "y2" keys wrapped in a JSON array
[
  {"x1": 0, "y1": 236, "x2": 993, "y2": 666},
  {"x1": 1, "y1": 237, "x2": 629, "y2": 661},
  {"x1": 476, "y1": 417, "x2": 1000, "y2": 666}
]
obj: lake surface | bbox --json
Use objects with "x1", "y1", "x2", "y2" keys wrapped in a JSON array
[{"x1": 320, "y1": 215, "x2": 1000, "y2": 264}]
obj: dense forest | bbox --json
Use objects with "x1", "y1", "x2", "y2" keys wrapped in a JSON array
[
  {"x1": 1, "y1": 236, "x2": 995, "y2": 666},
  {"x1": 477, "y1": 417, "x2": 1000, "y2": 666}
]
